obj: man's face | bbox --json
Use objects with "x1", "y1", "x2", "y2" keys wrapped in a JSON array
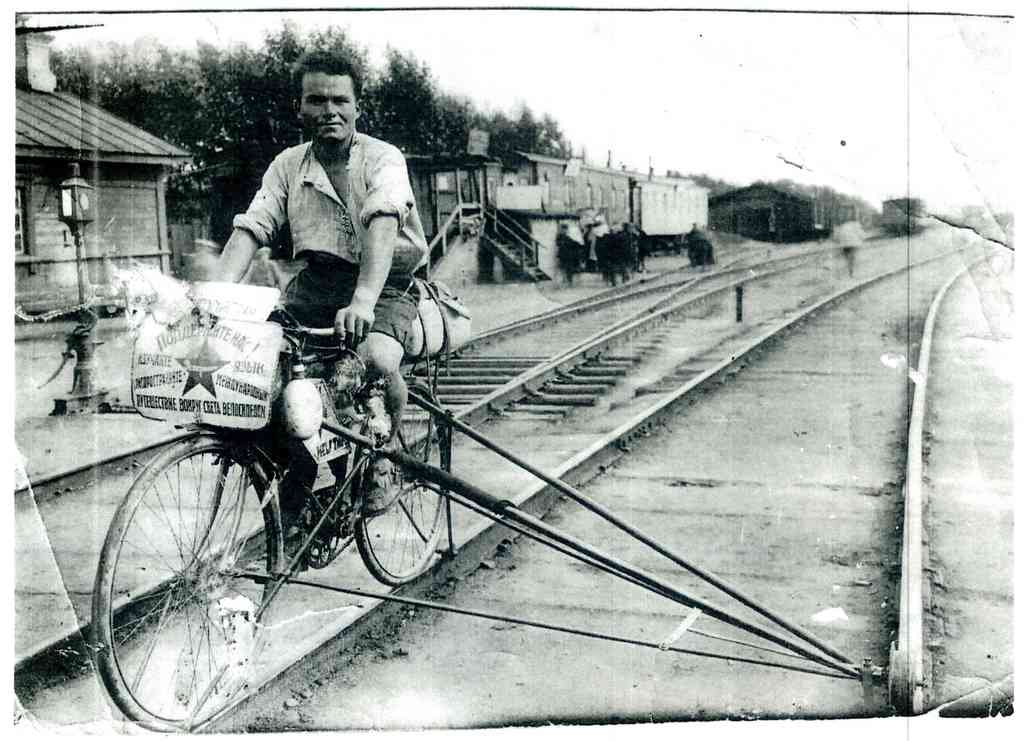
[{"x1": 300, "y1": 72, "x2": 359, "y2": 147}]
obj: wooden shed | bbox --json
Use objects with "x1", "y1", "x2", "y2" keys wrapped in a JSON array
[{"x1": 15, "y1": 32, "x2": 191, "y2": 314}]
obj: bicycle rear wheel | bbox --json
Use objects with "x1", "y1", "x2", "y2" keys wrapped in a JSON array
[
  {"x1": 92, "y1": 434, "x2": 283, "y2": 731},
  {"x1": 355, "y1": 383, "x2": 447, "y2": 586}
]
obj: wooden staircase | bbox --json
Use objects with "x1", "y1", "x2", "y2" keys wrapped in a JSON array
[{"x1": 480, "y1": 206, "x2": 551, "y2": 282}]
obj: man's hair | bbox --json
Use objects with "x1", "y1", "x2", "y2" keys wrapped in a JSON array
[{"x1": 292, "y1": 51, "x2": 364, "y2": 99}]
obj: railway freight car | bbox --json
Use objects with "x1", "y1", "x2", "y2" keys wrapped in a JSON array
[
  {"x1": 509, "y1": 151, "x2": 709, "y2": 254},
  {"x1": 880, "y1": 198, "x2": 925, "y2": 235}
]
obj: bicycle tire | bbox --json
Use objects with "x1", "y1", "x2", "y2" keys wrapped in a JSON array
[
  {"x1": 355, "y1": 383, "x2": 447, "y2": 586},
  {"x1": 92, "y1": 434, "x2": 283, "y2": 731}
]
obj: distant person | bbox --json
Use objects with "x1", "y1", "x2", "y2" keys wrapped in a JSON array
[
  {"x1": 624, "y1": 222, "x2": 645, "y2": 273},
  {"x1": 585, "y1": 214, "x2": 609, "y2": 274},
  {"x1": 684, "y1": 223, "x2": 714, "y2": 268},
  {"x1": 832, "y1": 218, "x2": 866, "y2": 277},
  {"x1": 556, "y1": 223, "x2": 583, "y2": 286}
]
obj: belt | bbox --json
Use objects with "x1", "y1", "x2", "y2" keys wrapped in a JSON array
[
  {"x1": 299, "y1": 252, "x2": 413, "y2": 292},
  {"x1": 302, "y1": 251, "x2": 357, "y2": 271}
]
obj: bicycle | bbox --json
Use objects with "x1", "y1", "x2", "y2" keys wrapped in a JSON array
[{"x1": 91, "y1": 304, "x2": 452, "y2": 731}]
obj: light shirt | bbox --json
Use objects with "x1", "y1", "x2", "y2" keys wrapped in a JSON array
[
  {"x1": 832, "y1": 221, "x2": 866, "y2": 247},
  {"x1": 233, "y1": 133, "x2": 428, "y2": 276}
]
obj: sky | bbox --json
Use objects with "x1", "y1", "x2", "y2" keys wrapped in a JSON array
[{"x1": 14, "y1": 2, "x2": 1017, "y2": 214}]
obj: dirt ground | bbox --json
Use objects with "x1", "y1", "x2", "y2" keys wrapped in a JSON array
[{"x1": 215, "y1": 242, "x2": 982, "y2": 732}]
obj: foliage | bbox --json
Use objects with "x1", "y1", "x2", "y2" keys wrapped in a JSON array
[{"x1": 51, "y1": 22, "x2": 572, "y2": 224}]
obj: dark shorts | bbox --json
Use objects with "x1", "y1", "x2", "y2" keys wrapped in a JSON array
[{"x1": 283, "y1": 253, "x2": 418, "y2": 347}]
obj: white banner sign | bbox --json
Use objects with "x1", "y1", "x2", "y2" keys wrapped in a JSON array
[{"x1": 131, "y1": 316, "x2": 283, "y2": 429}]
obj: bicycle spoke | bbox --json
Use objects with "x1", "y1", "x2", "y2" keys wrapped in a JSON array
[
  {"x1": 95, "y1": 436, "x2": 280, "y2": 728},
  {"x1": 129, "y1": 585, "x2": 180, "y2": 694},
  {"x1": 113, "y1": 581, "x2": 190, "y2": 646}
]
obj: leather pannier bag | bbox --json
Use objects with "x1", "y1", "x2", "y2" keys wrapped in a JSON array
[{"x1": 404, "y1": 279, "x2": 472, "y2": 361}]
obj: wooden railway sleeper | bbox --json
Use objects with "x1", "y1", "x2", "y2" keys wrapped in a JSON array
[
  {"x1": 560, "y1": 372, "x2": 619, "y2": 386},
  {"x1": 508, "y1": 404, "x2": 570, "y2": 415},
  {"x1": 435, "y1": 384, "x2": 504, "y2": 395},
  {"x1": 570, "y1": 367, "x2": 629, "y2": 377},
  {"x1": 435, "y1": 375, "x2": 515, "y2": 384},
  {"x1": 525, "y1": 390, "x2": 597, "y2": 406},
  {"x1": 542, "y1": 383, "x2": 609, "y2": 395}
]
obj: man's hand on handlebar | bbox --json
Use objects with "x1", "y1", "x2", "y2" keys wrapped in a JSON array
[{"x1": 334, "y1": 300, "x2": 375, "y2": 348}]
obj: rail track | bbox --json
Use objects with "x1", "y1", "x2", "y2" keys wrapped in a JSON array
[
  {"x1": 207, "y1": 239, "x2": 993, "y2": 731},
  {"x1": 17, "y1": 245, "x2": 825, "y2": 497},
  {"x1": 16, "y1": 235, "x2": 996, "y2": 730}
]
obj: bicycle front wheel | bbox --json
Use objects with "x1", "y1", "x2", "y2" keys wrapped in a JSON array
[
  {"x1": 355, "y1": 384, "x2": 447, "y2": 586},
  {"x1": 92, "y1": 434, "x2": 283, "y2": 731}
]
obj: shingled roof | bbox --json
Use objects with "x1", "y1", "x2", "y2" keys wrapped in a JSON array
[{"x1": 16, "y1": 87, "x2": 191, "y2": 165}]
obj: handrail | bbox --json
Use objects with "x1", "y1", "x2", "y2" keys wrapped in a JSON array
[
  {"x1": 425, "y1": 204, "x2": 466, "y2": 279},
  {"x1": 486, "y1": 204, "x2": 545, "y2": 251},
  {"x1": 484, "y1": 205, "x2": 544, "y2": 268}
]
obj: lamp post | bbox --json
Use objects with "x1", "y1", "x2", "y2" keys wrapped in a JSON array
[{"x1": 52, "y1": 161, "x2": 109, "y2": 414}]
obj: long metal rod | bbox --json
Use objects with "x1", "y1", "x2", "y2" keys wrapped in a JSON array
[
  {"x1": 406, "y1": 391, "x2": 855, "y2": 666},
  {"x1": 240, "y1": 572, "x2": 854, "y2": 682},
  {"x1": 322, "y1": 420, "x2": 858, "y2": 679},
  {"x1": 446, "y1": 491, "x2": 839, "y2": 667}
]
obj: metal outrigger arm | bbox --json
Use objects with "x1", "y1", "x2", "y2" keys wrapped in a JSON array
[{"x1": 322, "y1": 397, "x2": 886, "y2": 694}]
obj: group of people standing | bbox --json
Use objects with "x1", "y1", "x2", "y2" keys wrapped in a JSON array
[
  {"x1": 556, "y1": 219, "x2": 715, "y2": 287},
  {"x1": 556, "y1": 218, "x2": 644, "y2": 287}
]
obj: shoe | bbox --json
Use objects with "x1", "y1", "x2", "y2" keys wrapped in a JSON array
[
  {"x1": 362, "y1": 456, "x2": 402, "y2": 516},
  {"x1": 281, "y1": 526, "x2": 310, "y2": 572}
]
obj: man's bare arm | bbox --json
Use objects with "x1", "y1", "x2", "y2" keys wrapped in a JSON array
[
  {"x1": 335, "y1": 215, "x2": 399, "y2": 343},
  {"x1": 213, "y1": 228, "x2": 261, "y2": 282}
]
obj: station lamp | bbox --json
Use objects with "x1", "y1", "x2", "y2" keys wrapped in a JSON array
[{"x1": 57, "y1": 161, "x2": 96, "y2": 230}]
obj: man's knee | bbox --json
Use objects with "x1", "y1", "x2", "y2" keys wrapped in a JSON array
[{"x1": 358, "y1": 332, "x2": 404, "y2": 378}]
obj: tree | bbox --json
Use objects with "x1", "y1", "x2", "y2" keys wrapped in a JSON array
[{"x1": 51, "y1": 22, "x2": 575, "y2": 222}]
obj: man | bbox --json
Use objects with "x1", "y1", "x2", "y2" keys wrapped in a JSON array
[
  {"x1": 214, "y1": 51, "x2": 428, "y2": 517},
  {"x1": 584, "y1": 213, "x2": 608, "y2": 274},
  {"x1": 832, "y1": 217, "x2": 866, "y2": 277},
  {"x1": 684, "y1": 223, "x2": 713, "y2": 268},
  {"x1": 623, "y1": 222, "x2": 644, "y2": 273},
  {"x1": 555, "y1": 223, "x2": 582, "y2": 286}
]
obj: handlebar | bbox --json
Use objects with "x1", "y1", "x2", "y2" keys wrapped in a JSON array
[
  {"x1": 279, "y1": 321, "x2": 360, "y2": 358},
  {"x1": 301, "y1": 326, "x2": 337, "y2": 337}
]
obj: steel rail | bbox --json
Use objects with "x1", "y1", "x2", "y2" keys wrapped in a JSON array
[
  {"x1": 323, "y1": 420, "x2": 861, "y2": 678},
  {"x1": 409, "y1": 391, "x2": 854, "y2": 665},
  {"x1": 16, "y1": 250, "x2": 823, "y2": 497},
  {"x1": 14, "y1": 430, "x2": 195, "y2": 494},
  {"x1": 191, "y1": 245, "x2": 972, "y2": 732},
  {"x1": 460, "y1": 247, "x2": 833, "y2": 353},
  {"x1": 453, "y1": 258, "x2": 816, "y2": 427},
  {"x1": 428, "y1": 487, "x2": 827, "y2": 665},
  {"x1": 888, "y1": 252, "x2": 993, "y2": 714}
]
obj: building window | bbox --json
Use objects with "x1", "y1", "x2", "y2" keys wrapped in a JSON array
[
  {"x1": 564, "y1": 181, "x2": 572, "y2": 208},
  {"x1": 586, "y1": 183, "x2": 594, "y2": 207},
  {"x1": 15, "y1": 187, "x2": 26, "y2": 255}
]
